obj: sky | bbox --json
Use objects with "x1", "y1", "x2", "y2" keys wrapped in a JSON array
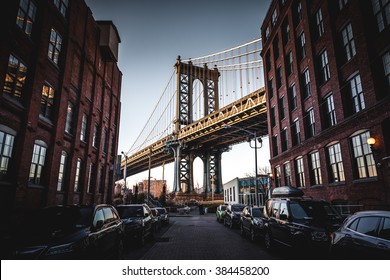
[{"x1": 85, "y1": 0, "x2": 272, "y2": 191}]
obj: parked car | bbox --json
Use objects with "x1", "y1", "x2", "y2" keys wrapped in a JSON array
[
  {"x1": 240, "y1": 205, "x2": 266, "y2": 241},
  {"x1": 115, "y1": 204, "x2": 154, "y2": 246},
  {"x1": 216, "y1": 204, "x2": 226, "y2": 222},
  {"x1": 331, "y1": 210, "x2": 390, "y2": 259},
  {"x1": 224, "y1": 204, "x2": 246, "y2": 228},
  {"x1": 4, "y1": 204, "x2": 124, "y2": 259},
  {"x1": 150, "y1": 207, "x2": 162, "y2": 232},
  {"x1": 263, "y1": 186, "x2": 342, "y2": 255},
  {"x1": 155, "y1": 207, "x2": 170, "y2": 225}
]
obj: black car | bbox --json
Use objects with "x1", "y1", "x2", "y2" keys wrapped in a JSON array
[
  {"x1": 331, "y1": 210, "x2": 390, "y2": 259},
  {"x1": 263, "y1": 186, "x2": 342, "y2": 255},
  {"x1": 3, "y1": 204, "x2": 124, "y2": 259},
  {"x1": 224, "y1": 204, "x2": 246, "y2": 228},
  {"x1": 240, "y1": 205, "x2": 266, "y2": 241},
  {"x1": 115, "y1": 204, "x2": 154, "y2": 246},
  {"x1": 155, "y1": 207, "x2": 170, "y2": 225}
]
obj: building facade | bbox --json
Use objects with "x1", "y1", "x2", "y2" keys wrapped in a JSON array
[
  {"x1": 0, "y1": 0, "x2": 122, "y2": 210},
  {"x1": 261, "y1": 0, "x2": 390, "y2": 210},
  {"x1": 223, "y1": 176, "x2": 269, "y2": 205}
]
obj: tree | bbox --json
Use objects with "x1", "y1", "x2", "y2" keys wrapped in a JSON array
[{"x1": 159, "y1": 183, "x2": 167, "y2": 206}]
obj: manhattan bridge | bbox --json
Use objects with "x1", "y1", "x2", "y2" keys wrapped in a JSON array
[{"x1": 122, "y1": 38, "x2": 268, "y2": 197}]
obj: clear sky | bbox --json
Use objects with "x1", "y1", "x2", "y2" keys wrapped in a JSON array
[{"x1": 85, "y1": 0, "x2": 272, "y2": 191}]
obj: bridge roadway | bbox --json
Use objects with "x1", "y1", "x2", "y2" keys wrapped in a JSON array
[{"x1": 123, "y1": 87, "x2": 267, "y2": 176}]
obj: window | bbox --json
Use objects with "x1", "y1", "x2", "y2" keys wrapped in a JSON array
[
  {"x1": 298, "y1": 32, "x2": 306, "y2": 60},
  {"x1": 65, "y1": 102, "x2": 74, "y2": 134},
  {"x1": 87, "y1": 163, "x2": 96, "y2": 194},
  {"x1": 319, "y1": 50, "x2": 330, "y2": 84},
  {"x1": 266, "y1": 52, "x2": 271, "y2": 72},
  {"x1": 272, "y1": 135, "x2": 279, "y2": 156},
  {"x1": 57, "y1": 151, "x2": 67, "y2": 191},
  {"x1": 283, "y1": 162, "x2": 291, "y2": 186},
  {"x1": 302, "y1": 69, "x2": 311, "y2": 99},
  {"x1": 305, "y1": 108, "x2": 315, "y2": 138},
  {"x1": 80, "y1": 113, "x2": 88, "y2": 142},
  {"x1": 351, "y1": 131, "x2": 377, "y2": 179},
  {"x1": 99, "y1": 165, "x2": 105, "y2": 193},
  {"x1": 315, "y1": 8, "x2": 324, "y2": 38},
  {"x1": 268, "y1": 79, "x2": 274, "y2": 99},
  {"x1": 289, "y1": 84, "x2": 297, "y2": 110},
  {"x1": 102, "y1": 129, "x2": 108, "y2": 154},
  {"x1": 0, "y1": 128, "x2": 15, "y2": 180},
  {"x1": 281, "y1": 127, "x2": 288, "y2": 152},
  {"x1": 356, "y1": 217, "x2": 381, "y2": 237},
  {"x1": 40, "y1": 84, "x2": 55, "y2": 120},
  {"x1": 265, "y1": 26, "x2": 270, "y2": 42},
  {"x1": 348, "y1": 74, "x2": 365, "y2": 114},
  {"x1": 74, "y1": 158, "x2": 82, "y2": 192},
  {"x1": 270, "y1": 106, "x2": 276, "y2": 127},
  {"x1": 295, "y1": 157, "x2": 305, "y2": 188},
  {"x1": 323, "y1": 93, "x2": 337, "y2": 128},
  {"x1": 339, "y1": 0, "x2": 348, "y2": 10},
  {"x1": 274, "y1": 165, "x2": 281, "y2": 187},
  {"x1": 382, "y1": 51, "x2": 390, "y2": 87},
  {"x1": 2, "y1": 54, "x2": 27, "y2": 102},
  {"x1": 283, "y1": 21, "x2": 290, "y2": 43},
  {"x1": 276, "y1": 67, "x2": 283, "y2": 88},
  {"x1": 327, "y1": 143, "x2": 345, "y2": 183},
  {"x1": 379, "y1": 218, "x2": 390, "y2": 241},
  {"x1": 286, "y1": 51, "x2": 293, "y2": 76},
  {"x1": 341, "y1": 23, "x2": 356, "y2": 62},
  {"x1": 29, "y1": 141, "x2": 47, "y2": 185},
  {"x1": 16, "y1": 0, "x2": 37, "y2": 36},
  {"x1": 295, "y1": 2, "x2": 303, "y2": 26},
  {"x1": 272, "y1": 8, "x2": 278, "y2": 26},
  {"x1": 93, "y1": 124, "x2": 99, "y2": 148},
  {"x1": 54, "y1": 0, "x2": 69, "y2": 17},
  {"x1": 372, "y1": 0, "x2": 390, "y2": 32},
  {"x1": 273, "y1": 37, "x2": 280, "y2": 59},
  {"x1": 292, "y1": 119, "x2": 301, "y2": 146},
  {"x1": 48, "y1": 28, "x2": 62, "y2": 65},
  {"x1": 310, "y1": 151, "x2": 322, "y2": 185},
  {"x1": 279, "y1": 95, "x2": 286, "y2": 120}
]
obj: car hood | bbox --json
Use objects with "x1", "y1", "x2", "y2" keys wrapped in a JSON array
[
  {"x1": 11, "y1": 225, "x2": 89, "y2": 248},
  {"x1": 292, "y1": 218, "x2": 341, "y2": 232},
  {"x1": 122, "y1": 217, "x2": 143, "y2": 225}
]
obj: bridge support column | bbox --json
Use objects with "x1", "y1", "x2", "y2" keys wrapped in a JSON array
[{"x1": 203, "y1": 150, "x2": 223, "y2": 195}]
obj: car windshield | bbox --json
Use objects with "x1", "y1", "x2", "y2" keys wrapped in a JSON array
[
  {"x1": 232, "y1": 205, "x2": 245, "y2": 212},
  {"x1": 220, "y1": 206, "x2": 226, "y2": 211},
  {"x1": 157, "y1": 208, "x2": 166, "y2": 214},
  {"x1": 290, "y1": 201, "x2": 340, "y2": 220},
  {"x1": 117, "y1": 206, "x2": 143, "y2": 218},
  {"x1": 252, "y1": 208, "x2": 263, "y2": 218}
]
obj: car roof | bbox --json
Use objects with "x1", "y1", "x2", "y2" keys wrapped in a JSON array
[{"x1": 353, "y1": 210, "x2": 390, "y2": 217}]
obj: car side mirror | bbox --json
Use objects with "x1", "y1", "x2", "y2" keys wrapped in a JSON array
[
  {"x1": 279, "y1": 214, "x2": 288, "y2": 221},
  {"x1": 144, "y1": 213, "x2": 149, "y2": 217},
  {"x1": 95, "y1": 220, "x2": 104, "y2": 230}
]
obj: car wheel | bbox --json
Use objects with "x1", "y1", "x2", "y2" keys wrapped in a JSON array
[
  {"x1": 264, "y1": 230, "x2": 273, "y2": 250},
  {"x1": 250, "y1": 227, "x2": 256, "y2": 241}
]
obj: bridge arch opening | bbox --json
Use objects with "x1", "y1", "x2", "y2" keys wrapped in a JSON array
[
  {"x1": 192, "y1": 78, "x2": 204, "y2": 122},
  {"x1": 193, "y1": 156, "x2": 204, "y2": 193}
]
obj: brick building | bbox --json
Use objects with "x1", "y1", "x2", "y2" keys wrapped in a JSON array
[
  {"x1": 261, "y1": 0, "x2": 390, "y2": 210},
  {"x1": 0, "y1": 0, "x2": 122, "y2": 210}
]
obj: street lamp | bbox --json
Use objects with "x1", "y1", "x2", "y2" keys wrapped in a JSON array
[
  {"x1": 223, "y1": 124, "x2": 263, "y2": 206},
  {"x1": 121, "y1": 151, "x2": 128, "y2": 204},
  {"x1": 147, "y1": 149, "x2": 152, "y2": 206}
]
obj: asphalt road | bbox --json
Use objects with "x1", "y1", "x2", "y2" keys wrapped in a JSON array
[{"x1": 123, "y1": 212, "x2": 279, "y2": 260}]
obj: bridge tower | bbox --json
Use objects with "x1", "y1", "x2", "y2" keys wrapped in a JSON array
[{"x1": 172, "y1": 56, "x2": 223, "y2": 195}]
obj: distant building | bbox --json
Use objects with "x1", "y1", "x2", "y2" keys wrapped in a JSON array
[
  {"x1": 261, "y1": 0, "x2": 390, "y2": 209},
  {"x1": 0, "y1": 0, "x2": 122, "y2": 209},
  {"x1": 223, "y1": 176, "x2": 269, "y2": 205},
  {"x1": 140, "y1": 179, "x2": 166, "y2": 199}
]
